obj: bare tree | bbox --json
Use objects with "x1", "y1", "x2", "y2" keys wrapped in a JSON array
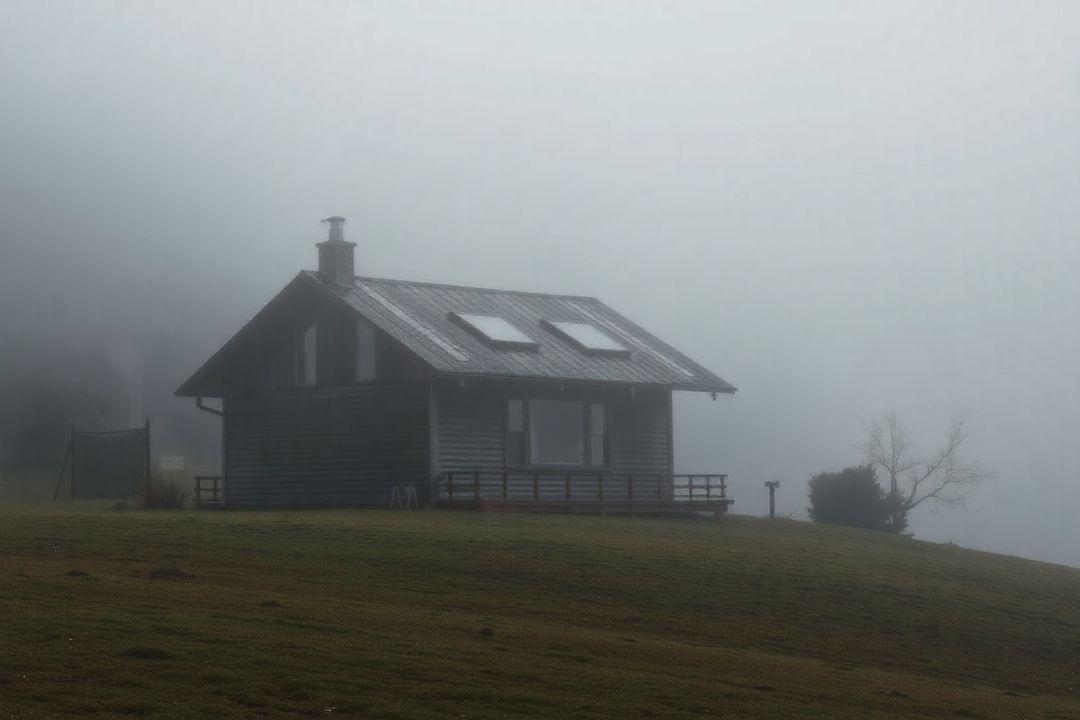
[{"x1": 860, "y1": 413, "x2": 991, "y2": 533}]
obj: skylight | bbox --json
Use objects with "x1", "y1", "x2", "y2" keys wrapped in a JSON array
[
  {"x1": 449, "y1": 312, "x2": 539, "y2": 350},
  {"x1": 541, "y1": 320, "x2": 630, "y2": 357}
]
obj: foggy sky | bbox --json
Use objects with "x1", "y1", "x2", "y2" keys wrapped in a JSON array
[{"x1": 2, "y1": 1, "x2": 1079, "y2": 565}]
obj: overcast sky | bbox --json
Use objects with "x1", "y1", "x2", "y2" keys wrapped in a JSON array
[{"x1": 2, "y1": 1, "x2": 1078, "y2": 565}]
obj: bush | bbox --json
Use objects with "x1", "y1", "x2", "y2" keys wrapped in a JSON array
[
  {"x1": 808, "y1": 464, "x2": 896, "y2": 532},
  {"x1": 136, "y1": 476, "x2": 187, "y2": 510}
]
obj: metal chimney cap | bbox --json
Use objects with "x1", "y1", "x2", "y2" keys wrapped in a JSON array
[{"x1": 320, "y1": 215, "x2": 349, "y2": 245}]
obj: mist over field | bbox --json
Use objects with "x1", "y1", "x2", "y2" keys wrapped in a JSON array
[{"x1": 2, "y1": 2, "x2": 1078, "y2": 564}]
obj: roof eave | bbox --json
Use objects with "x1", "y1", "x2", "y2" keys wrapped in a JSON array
[{"x1": 433, "y1": 370, "x2": 736, "y2": 394}]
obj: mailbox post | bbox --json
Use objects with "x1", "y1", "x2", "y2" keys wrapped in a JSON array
[{"x1": 764, "y1": 481, "x2": 780, "y2": 519}]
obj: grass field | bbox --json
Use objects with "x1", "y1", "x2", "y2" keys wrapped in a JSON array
[{"x1": 1, "y1": 506, "x2": 1079, "y2": 719}]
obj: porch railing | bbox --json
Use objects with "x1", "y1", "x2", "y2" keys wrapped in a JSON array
[
  {"x1": 433, "y1": 471, "x2": 727, "y2": 505},
  {"x1": 193, "y1": 475, "x2": 223, "y2": 506}
]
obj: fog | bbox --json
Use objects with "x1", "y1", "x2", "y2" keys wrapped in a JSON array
[{"x1": 2, "y1": 2, "x2": 1078, "y2": 565}]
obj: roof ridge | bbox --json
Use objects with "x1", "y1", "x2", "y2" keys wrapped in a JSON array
[{"x1": 333, "y1": 272, "x2": 600, "y2": 302}]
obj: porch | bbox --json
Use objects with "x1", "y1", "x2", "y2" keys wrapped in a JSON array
[{"x1": 433, "y1": 471, "x2": 732, "y2": 515}]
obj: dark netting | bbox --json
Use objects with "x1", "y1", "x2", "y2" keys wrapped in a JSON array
[{"x1": 71, "y1": 428, "x2": 148, "y2": 499}]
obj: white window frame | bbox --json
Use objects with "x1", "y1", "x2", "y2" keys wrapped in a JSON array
[
  {"x1": 295, "y1": 318, "x2": 317, "y2": 386},
  {"x1": 354, "y1": 318, "x2": 377, "y2": 383}
]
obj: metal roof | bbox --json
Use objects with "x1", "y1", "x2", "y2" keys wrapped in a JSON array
[{"x1": 310, "y1": 272, "x2": 736, "y2": 393}]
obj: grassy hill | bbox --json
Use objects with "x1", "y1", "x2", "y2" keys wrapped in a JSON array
[{"x1": 0, "y1": 507, "x2": 1078, "y2": 719}]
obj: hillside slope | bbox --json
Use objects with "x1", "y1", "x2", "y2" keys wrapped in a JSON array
[{"x1": 1, "y1": 509, "x2": 1078, "y2": 718}]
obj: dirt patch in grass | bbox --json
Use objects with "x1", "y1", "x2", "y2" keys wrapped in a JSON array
[
  {"x1": 147, "y1": 566, "x2": 194, "y2": 581},
  {"x1": 119, "y1": 646, "x2": 174, "y2": 660}
]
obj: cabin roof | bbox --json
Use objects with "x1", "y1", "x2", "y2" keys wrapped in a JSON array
[
  {"x1": 314, "y1": 272, "x2": 734, "y2": 393},
  {"x1": 176, "y1": 271, "x2": 736, "y2": 396}
]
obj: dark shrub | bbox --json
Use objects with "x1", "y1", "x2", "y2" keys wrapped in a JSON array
[
  {"x1": 808, "y1": 464, "x2": 896, "y2": 532},
  {"x1": 136, "y1": 476, "x2": 187, "y2": 510}
]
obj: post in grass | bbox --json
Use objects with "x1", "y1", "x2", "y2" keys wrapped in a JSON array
[{"x1": 764, "y1": 481, "x2": 780, "y2": 520}]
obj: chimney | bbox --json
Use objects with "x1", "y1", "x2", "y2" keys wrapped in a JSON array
[{"x1": 317, "y1": 216, "x2": 356, "y2": 286}]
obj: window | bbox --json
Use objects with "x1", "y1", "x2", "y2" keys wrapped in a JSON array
[
  {"x1": 529, "y1": 399, "x2": 584, "y2": 465},
  {"x1": 507, "y1": 398, "x2": 526, "y2": 465},
  {"x1": 295, "y1": 319, "x2": 316, "y2": 386},
  {"x1": 540, "y1": 320, "x2": 629, "y2": 357},
  {"x1": 354, "y1": 318, "x2": 376, "y2": 382},
  {"x1": 507, "y1": 398, "x2": 609, "y2": 467},
  {"x1": 449, "y1": 311, "x2": 539, "y2": 350},
  {"x1": 588, "y1": 403, "x2": 607, "y2": 466}
]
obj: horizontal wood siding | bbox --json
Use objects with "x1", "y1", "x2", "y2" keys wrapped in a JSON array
[
  {"x1": 224, "y1": 383, "x2": 430, "y2": 507},
  {"x1": 435, "y1": 380, "x2": 672, "y2": 478},
  {"x1": 436, "y1": 384, "x2": 506, "y2": 475},
  {"x1": 609, "y1": 389, "x2": 672, "y2": 476},
  {"x1": 218, "y1": 281, "x2": 434, "y2": 397}
]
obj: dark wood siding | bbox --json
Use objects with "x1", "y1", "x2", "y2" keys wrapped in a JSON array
[
  {"x1": 223, "y1": 383, "x2": 430, "y2": 507},
  {"x1": 434, "y1": 380, "x2": 671, "y2": 477},
  {"x1": 608, "y1": 389, "x2": 672, "y2": 476},
  {"x1": 220, "y1": 281, "x2": 433, "y2": 397},
  {"x1": 436, "y1": 382, "x2": 507, "y2": 475}
]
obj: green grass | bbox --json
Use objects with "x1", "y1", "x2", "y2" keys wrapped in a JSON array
[{"x1": 1, "y1": 507, "x2": 1078, "y2": 719}]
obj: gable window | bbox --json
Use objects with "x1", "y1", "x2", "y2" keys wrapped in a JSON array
[
  {"x1": 588, "y1": 402, "x2": 607, "y2": 466},
  {"x1": 354, "y1": 318, "x2": 376, "y2": 382},
  {"x1": 295, "y1": 319, "x2": 316, "y2": 386}
]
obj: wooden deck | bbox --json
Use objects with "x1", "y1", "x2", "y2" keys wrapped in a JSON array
[{"x1": 433, "y1": 471, "x2": 732, "y2": 515}]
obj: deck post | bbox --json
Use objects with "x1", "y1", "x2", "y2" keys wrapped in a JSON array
[
  {"x1": 448, "y1": 473, "x2": 454, "y2": 502},
  {"x1": 565, "y1": 472, "x2": 571, "y2": 501},
  {"x1": 706, "y1": 476, "x2": 712, "y2": 503},
  {"x1": 657, "y1": 474, "x2": 662, "y2": 501},
  {"x1": 597, "y1": 472, "x2": 603, "y2": 502},
  {"x1": 502, "y1": 471, "x2": 508, "y2": 501},
  {"x1": 474, "y1": 470, "x2": 480, "y2": 501},
  {"x1": 688, "y1": 475, "x2": 694, "y2": 504},
  {"x1": 533, "y1": 472, "x2": 539, "y2": 501},
  {"x1": 627, "y1": 473, "x2": 633, "y2": 502}
]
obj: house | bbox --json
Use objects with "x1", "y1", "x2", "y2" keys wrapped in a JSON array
[{"x1": 176, "y1": 217, "x2": 736, "y2": 509}]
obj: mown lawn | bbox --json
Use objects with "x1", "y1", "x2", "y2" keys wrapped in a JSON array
[{"x1": 0, "y1": 507, "x2": 1078, "y2": 718}]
